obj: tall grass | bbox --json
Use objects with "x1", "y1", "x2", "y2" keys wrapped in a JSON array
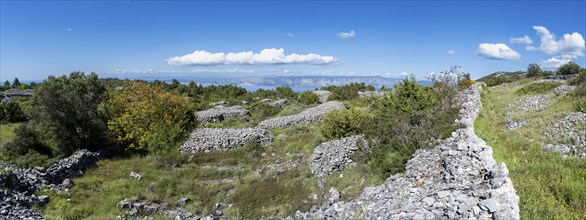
[{"x1": 475, "y1": 81, "x2": 586, "y2": 219}]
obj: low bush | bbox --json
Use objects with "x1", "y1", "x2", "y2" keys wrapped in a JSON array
[
  {"x1": 577, "y1": 99, "x2": 586, "y2": 113},
  {"x1": 296, "y1": 91, "x2": 319, "y2": 105},
  {"x1": 0, "y1": 102, "x2": 26, "y2": 124},
  {"x1": 320, "y1": 108, "x2": 370, "y2": 140}
]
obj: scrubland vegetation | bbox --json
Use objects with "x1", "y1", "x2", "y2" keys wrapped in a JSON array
[{"x1": 1, "y1": 62, "x2": 584, "y2": 219}]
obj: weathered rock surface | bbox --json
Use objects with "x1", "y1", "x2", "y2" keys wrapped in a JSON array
[
  {"x1": 257, "y1": 101, "x2": 345, "y2": 130},
  {"x1": 197, "y1": 105, "x2": 250, "y2": 124},
  {"x1": 296, "y1": 83, "x2": 520, "y2": 220},
  {"x1": 310, "y1": 135, "x2": 368, "y2": 177},
  {"x1": 180, "y1": 128, "x2": 273, "y2": 153},
  {"x1": 312, "y1": 90, "x2": 332, "y2": 103},
  {"x1": 542, "y1": 112, "x2": 586, "y2": 158}
]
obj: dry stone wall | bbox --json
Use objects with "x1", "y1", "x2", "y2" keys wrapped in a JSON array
[
  {"x1": 180, "y1": 128, "x2": 273, "y2": 153},
  {"x1": 257, "y1": 101, "x2": 345, "y2": 130},
  {"x1": 1, "y1": 149, "x2": 108, "y2": 220},
  {"x1": 310, "y1": 135, "x2": 368, "y2": 177},
  {"x1": 196, "y1": 105, "x2": 250, "y2": 124},
  {"x1": 296, "y1": 83, "x2": 520, "y2": 220}
]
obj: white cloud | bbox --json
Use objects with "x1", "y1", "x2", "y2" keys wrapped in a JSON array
[
  {"x1": 476, "y1": 43, "x2": 521, "y2": 60},
  {"x1": 509, "y1": 35, "x2": 533, "y2": 44},
  {"x1": 114, "y1": 68, "x2": 256, "y2": 74},
  {"x1": 67, "y1": 28, "x2": 73, "y2": 31},
  {"x1": 287, "y1": 33, "x2": 294, "y2": 37},
  {"x1": 539, "y1": 57, "x2": 572, "y2": 70},
  {"x1": 166, "y1": 48, "x2": 339, "y2": 66},
  {"x1": 336, "y1": 30, "x2": 356, "y2": 39},
  {"x1": 447, "y1": 50, "x2": 455, "y2": 56},
  {"x1": 526, "y1": 26, "x2": 585, "y2": 59}
]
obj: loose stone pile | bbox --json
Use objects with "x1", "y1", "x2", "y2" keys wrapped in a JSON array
[
  {"x1": 508, "y1": 95, "x2": 549, "y2": 112},
  {"x1": 310, "y1": 135, "x2": 368, "y2": 177},
  {"x1": 196, "y1": 105, "x2": 250, "y2": 124},
  {"x1": 257, "y1": 101, "x2": 345, "y2": 130},
  {"x1": 180, "y1": 128, "x2": 273, "y2": 153},
  {"x1": 312, "y1": 90, "x2": 332, "y2": 103},
  {"x1": 1, "y1": 149, "x2": 107, "y2": 219},
  {"x1": 553, "y1": 85, "x2": 576, "y2": 96},
  {"x1": 358, "y1": 91, "x2": 386, "y2": 98},
  {"x1": 542, "y1": 112, "x2": 586, "y2": 158},
  {"x1": 296, "y1": 83, "x2": 520, "y2": 219},
  {"x1": 116, "y1": 198, "x2": 223, "y2": 220}
]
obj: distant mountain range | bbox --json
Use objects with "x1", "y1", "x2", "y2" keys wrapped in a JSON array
[{"x1": 190, "y1": 76, "x2": 430, "y2": 90}]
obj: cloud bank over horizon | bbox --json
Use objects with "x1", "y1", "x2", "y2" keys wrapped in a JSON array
[
  {"x1": 166, "y1": 48, "x2": 339, "y2": 67},
  {"x1": 526, "y1": 26, "x2": 585, "y2": 69}
]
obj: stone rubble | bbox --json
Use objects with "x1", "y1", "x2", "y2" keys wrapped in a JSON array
[
  {"x1": 508, "y1": 95, "x2": 549, "y2": 112},
  {"x1": 180, "y1": 128, "x2": 273, "y2": 153},
  {"x1": 296, "y1": 83, "x2": 520, "y2": 220},
  {"x1": 116, "y1": 198, "x2": 221, "y2": 220},
  {"x1": 1, "y1": 149, "x2": 108, "y2": 220},
  {"x1": 312, "y1": 90, "x2": 332, "y2": 103},
  {"x1": 269, "y1": 98, "x2": 289, "y2": 109},
  {"x1": 542, "y1": 112, "x2": 586, "y2": 158},
  {"x1": 553, "y1": 85, "x2": 576, "y2": 96},
  {"x1": 310, "y1": 135, "x2": 369, "y2": 177},
  {"x1": 196, "y1": 105, "x2": 250, "y2": 124},
  {"x1": 257, "y1": 101, "x2": 346, "y2": 130}
]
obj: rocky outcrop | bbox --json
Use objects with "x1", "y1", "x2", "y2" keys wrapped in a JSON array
[
  {"x1": 312, "y1": 90, "x2": 332, "y2": 103},
  {"x1": 296, "y1": 83, "x2": 520, "y2": 220},
  {"x1": 180, "y1": 128, "x2": 273, "y2": 153},
  {"x1": 197, "y1": 105, "x2": 250, "y2": 124},
  {"x1": 358, "y1": 91, "x2": 386, "y2": 98},
  {"x1": 257, "y1": 101, "x2": 345, "y2": 130},
  {"x1": 542, "y1": 112, "x2": 586, "y2": 158},
  {"x1": 310, "y1": 135, "x2": 368, "y2": 177}
]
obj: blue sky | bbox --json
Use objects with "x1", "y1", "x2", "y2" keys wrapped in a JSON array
[{"x1": 1, "y1": 1, "x2": 585, "y2": 81}]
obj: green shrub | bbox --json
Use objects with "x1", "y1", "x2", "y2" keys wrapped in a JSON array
[
  {"x1": 527, "y1": 63, "x2": 543, "y2": 77},
  {"x1": 362, "y1": 76, "x2": 460, "y2": 180},
  {"x1": 3, "y1": 123, "x2": 52, "y2": 157},
  {"x1": 0, "y1": 102, "x2": 26, "y2": 124},
  {"x1": 248, "y1": 103, "x2": 280, "y2": 120},
  {"x1": 296, "y1": 91, "x2": 319, "y2": 105},
  {"x1": 557, "y1": 61, "x2": 582, "y2": 75},
  {"x1": 570, "y1": 69, "x2": 586, "y2": 97},
  {"x1": 515, "y1": 82, "x2": 562, "y2": 96},
  {"x1": 320, "y1": 109, "x2": 370, "y2": 140}
]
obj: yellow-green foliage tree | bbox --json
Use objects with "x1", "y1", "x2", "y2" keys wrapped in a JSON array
[{"x1": 107, "y1": 81, "x2": 196, "y2": 153}]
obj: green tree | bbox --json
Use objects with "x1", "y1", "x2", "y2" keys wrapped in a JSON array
[
  {"x1": 527, "y1": 63, "x2": 543, "y2": 77},
  {"x1": 12, "y1": 78, "x2": 21, "y2": 88},
  {"x1": 2, "y1": 80, "x2": 9, "y2": 90},
  {"x1": 0, "y1": 102, "x2": 26, "y2": 123},
  {"x1": 25, "y1": 72, "x2": 109, "y2": 155},
  {"x1": 557, "y1": 61, "x2": 582, "y2": 75},
  {"x1": 107, "y1": 81, "x2": 196, "y2": 153}
]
